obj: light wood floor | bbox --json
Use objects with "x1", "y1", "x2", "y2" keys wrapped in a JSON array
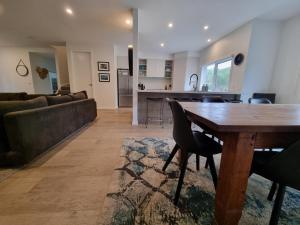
[{"x1": 0, "y1": 109, "x2": 171, "y2": 225}]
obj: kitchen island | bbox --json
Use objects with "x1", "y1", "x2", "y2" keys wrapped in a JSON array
[{"x1": 137, "y1": 90, "x2": 241, "y2": 124}]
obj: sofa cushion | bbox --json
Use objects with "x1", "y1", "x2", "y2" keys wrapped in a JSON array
[
  {"x1": 68, "y1": 91, "x2": 88, "y2": 101},
  {"x1": 0, "y1": 97, "x2": 48, "y2": 153},
  {"x1": 25, "y1": 94, "x2": 55, "y2": 100},
  {"x1": 0, "y1": 92, "x2": 27, "y2": 101},
  {"x1": 46, "y1": 95, "x2": 73, "y2": 106}
]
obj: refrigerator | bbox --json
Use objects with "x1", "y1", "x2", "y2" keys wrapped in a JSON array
[{"x1": 117, "y1": 69, "x2": 133, "y2": 107}]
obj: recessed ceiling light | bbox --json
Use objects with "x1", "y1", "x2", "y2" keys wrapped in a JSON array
[
  {"x1": 125, "y1": 19, "x2": 132, "y2": 25},
  {"x1": 207, "y1": 39, "x2": 211, "y2": 43},
  {"x1": 65, "y1": 8, "x2": 73, "y2": 15},
  {"x1": 204, "y1": 25, "x2": 209, "y2": 30},
  {"x1": 168, "y1": 23, "x2": 173, "y2": 28},
  {"x1": 160, "y1": 43, "x2": 165, "y2": 47},
  {"x1": 128, "y1": 44, "x2": 133, "y2": 48}
]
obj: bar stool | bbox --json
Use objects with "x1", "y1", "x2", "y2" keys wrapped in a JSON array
[{"x1": 145, "y1": 97, "x2": 164, "y2": 128}]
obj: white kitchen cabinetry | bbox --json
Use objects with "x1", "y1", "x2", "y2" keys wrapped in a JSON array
[{"x1": 147, "y1": 59, "x2": 165, "y2": 77}]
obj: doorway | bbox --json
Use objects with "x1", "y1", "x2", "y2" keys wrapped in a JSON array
[
  {"x1": 29, "y1": 52, "x2": 58, "y2": 94},
  {"x1": 71, "y1": 51, "x2": 93, "y2": 97}
]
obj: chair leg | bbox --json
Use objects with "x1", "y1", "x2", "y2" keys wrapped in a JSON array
[
  {"x1": 207, "y1": 155, "x2": 218, "y2": 189},
  {"x1": 162, "y1": 144, "x2": 179, "y2": 171},
  {"x1": 196, "y1": 154, "x2": 200, "y2": 171},
  {"x1": 145, "y1": 100, "x2": 149, "y2": 128},
  {"x1": 174, "y1": 153, "x2": 189, "y2": 205},
  {"x1": 205, "y1": 159, "x2": 209, "y2": 169},
  {"x1": 268, "y1": 182, "x2": 278, "y2": 201},
  {"x1": 269, "y1": 185, "x2": 286, "y2": 225},
  {"x1": 160, "y1": 100, "x2": 164, "y2": 128}
]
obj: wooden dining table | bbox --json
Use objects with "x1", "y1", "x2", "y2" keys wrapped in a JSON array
[{"x1": 180, "y1": 102, "x2": 300, "y2": 225}]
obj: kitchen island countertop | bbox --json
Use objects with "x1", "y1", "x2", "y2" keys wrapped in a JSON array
[
  {"x1": 137, "y1": 90, "x2": 241, "y2": 124},
  {"x1": 137, "y1": 89, "x2": 239, "y2": 95}
]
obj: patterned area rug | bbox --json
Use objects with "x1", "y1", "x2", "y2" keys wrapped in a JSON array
[{"x1": 99, "y1": 137, "x2": 300, "y2": 225}]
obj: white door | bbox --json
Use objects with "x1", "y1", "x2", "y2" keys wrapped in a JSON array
[{"x1": 71, "y1": 51, "x2": 93, "y2": 97}]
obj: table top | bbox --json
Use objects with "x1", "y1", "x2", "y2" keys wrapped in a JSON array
[{"x1": 181, "y1": 102, "x2": 300, "y2": 133}]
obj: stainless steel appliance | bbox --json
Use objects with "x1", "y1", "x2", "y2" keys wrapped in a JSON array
[{"x1": 117, "y1": 68, "x2": 133, "y2": 107}]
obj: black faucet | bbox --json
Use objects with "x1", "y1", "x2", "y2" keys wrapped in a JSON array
[{"x1": 189, "y1": 74, "x2": 199, "y2": 91}]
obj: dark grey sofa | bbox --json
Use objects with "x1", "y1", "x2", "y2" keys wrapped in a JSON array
[{"x1": 0, "y1": 94, "x2": 97, "y2": 166}]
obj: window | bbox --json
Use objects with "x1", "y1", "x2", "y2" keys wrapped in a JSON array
[{"x1": 200, "y1": 58, "x2": 232, "y2": 92}]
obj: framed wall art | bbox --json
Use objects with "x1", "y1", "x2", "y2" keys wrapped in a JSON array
[
  {"x1": 98, "y1": 61, "x2": 110, "y2": 71},
  {"x1": 99, "y1": 73, "x2": 110, "y2": 82}
]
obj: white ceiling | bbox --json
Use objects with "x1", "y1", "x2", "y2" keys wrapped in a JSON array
[
  {"x1": 0, "y1": 0, "x2": 133, "y2": 47},
  {"x1": 0, "y1": 0, "x2": 300, "y2": 54},
  {"x1": 128, "y1": 0, "x2": 300, "y2": 54}
]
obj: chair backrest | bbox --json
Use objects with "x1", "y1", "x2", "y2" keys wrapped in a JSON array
[
  {"x1": 248, "y1": 98, "x2": 272, "y2": 104},
  {"x1": 266, "y1": 140, "x2": 300, "y2": 190},
  {"x1": 252, "y1": 93, "x2": 276, "y2": 103},
  {"x1": 201, "y1": 96, "x2": 226, "y2": 103},
  {"x1": 166, "y1": 98, "x2": 196, "y2": 152}
]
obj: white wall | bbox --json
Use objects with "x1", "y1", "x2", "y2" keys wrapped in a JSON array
[
  {"x1": 67, "y1": 41, "x2": 117, "y2": 109},
  {"x1": 139, "y1": 51, "x2": 173, "y2": 60},
  {"x1": 172, "y1": 52, "x2": 200, "y2": 91},
  {"x1": 0, "y1": 47, "x2": 54, "y2": 93},
  {"x1": 269, "y1": 15, "x2": 300, "y2": 103},
  {"x1": 172, "y1": 53, "x2": 187, "y2": 91},
  {"x1": 132, "y1": 8, "x2": 139, "y2": 125},
  {"x1": 241, "y1": 20, "x2": 282, "y2": 102},
  {"x1": 117, "y1": 56, "x2": 129, "y2": 69},
  {"x1": 53, "y1": 46, "x2": 69, "y2": 86},
  {"x1": 29, "y1": 52, "x2": 56, "y2": 94},
  {"x1": 184, "y1": 56, "x2": 200, "y2": 91},
  {"x1": 198, "y1": 22, "x2": 253, "y2": 93},
  {"x1": 139, "y1": 77, "x2": 171, "y2": 90}
]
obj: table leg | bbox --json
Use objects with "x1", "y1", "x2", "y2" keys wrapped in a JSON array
[{"x1": 213, "y1": 132, "x2": 255, "y2": 225}]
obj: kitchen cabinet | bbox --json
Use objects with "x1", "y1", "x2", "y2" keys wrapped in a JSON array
[
  {"x1": 147, "y1": 59, "x2": 165, "y2": 77},
  {"x1": 139, "y1": 58, "x2": 173, "y2": 79}
]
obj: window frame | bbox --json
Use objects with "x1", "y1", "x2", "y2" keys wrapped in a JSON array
[{"x1": 200, "y1": 57, "x2": 233, "y2": 92}]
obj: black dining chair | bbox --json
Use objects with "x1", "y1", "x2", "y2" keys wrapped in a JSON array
[
  {"x1": 201, "y1": 96, "x2": 225, "y2": 168},
  {"x1": 248, "y1": 95, "x2": 277, "y2": 199},
  {"x1": 250, "y1": 139, "x2": 300, "y2": 225},
  {"x1": 248, "y1": 97, "x2": 272, "y2": 104},
  {"x1": 162, "y1": 98, "x2": 222, "y2": 205}
]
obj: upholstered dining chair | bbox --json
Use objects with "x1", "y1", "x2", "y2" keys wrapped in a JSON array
[
  {"x1": 201, "y1": 96, "x2": 226, "y2": 103},
  {"x1": 162, "y1": 98, "x2": 222, "y2": 205},
  {"x1": 201, "y1": 96, "x2": 225, "y2": 168},
  {"x1": 250, "y1": 139, "x2": 300, "y2": 225},
  {"x1": 248, "y1": 95, "x2": 277, "y2": 200},
  {"x1": 248, "y1": 97, "x2": 272, "y2": 104}
]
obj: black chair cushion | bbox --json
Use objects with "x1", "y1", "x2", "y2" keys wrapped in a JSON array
[
  {"x1": 251, "y1": 151, "x2": 279, "y2": 177},
  {"x1": 192, "y1": 131, "x2": 222, "y2": 156},
  {"x1": 248, "y1": 98, "x2": 272, "y2": 104},
  {"x1": 201, "y1": 96, "x2": 226, "y2": 103},
  {"x1": 251, "y1": 144, "x2": 300, "y2": 191}
]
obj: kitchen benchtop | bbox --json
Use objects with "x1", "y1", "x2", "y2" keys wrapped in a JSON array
[{"x1": 137, "y1": 89, "x2": 239, "y2": 95}]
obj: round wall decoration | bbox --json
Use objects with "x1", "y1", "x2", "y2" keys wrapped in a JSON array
[
  {"x1": 16, "y1": 59, "x2": 29, "y2": 76},
  {"x1": 234, "y1": 53, "x2": 244, "y2": 65}
]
